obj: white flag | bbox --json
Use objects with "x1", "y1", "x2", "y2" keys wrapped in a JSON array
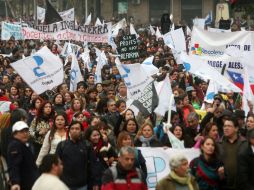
[
  {"x1": 84, "y1": 13, "x2": 92, "y2": 25},
  {"x1": 154, "y1": 74, "x2": 176, "y2": 116},
  {"x1": 130, "y1": 23, "x2": 139, "y2": 39},
  {"x1": 95, "y1": 17, "x2": 103, "y2": 26},
  {"x1": 163, "y1": 28, "x2": 186, "y2": 52},
  {"x1": 69, "y1": 54, "x2": 83, "y2": 92},
  {"x1": 204, "y1": 80, "x2": 219, "y2": 103},
  {"x1": 11, "y1": 47, "x2": 63, "y2": 94},
  {"x1": 116, "y1": 58, "x2": 153, "y2": 100},
  {"x1": 141, "y1": 56, "x2": 159, "y2": 76},
  {"x1": 155, "y1": 27, "x2": 163, "y2": 40},
  {"x1": 243, "y1": 65, "x2": 254, "y2": 116},
  {"x1": 111, "y1": 18, "x2": 127, "y2": 37},
  {"x1": 37, "y1": 7, "x2": 74, "y2": 21},
  {"x1": 149, "y1": 25, "x2": 156, "y2": 35},
  {"x1": 95, "y1": 50, "x2": 107, "y2": 83}
]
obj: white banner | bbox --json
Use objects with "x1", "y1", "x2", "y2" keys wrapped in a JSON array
[
  {"x1": 1, "y1": 22, "x2": 23, "y2": 40},
  {"x1": 10, "y1": 46, "x2": 64, "y2": 94},
  {"x1": 190, "y1": 26, "x2": 253, "y2": 57},
  {"x1": 138, "y1": 147, "x2": 200, "y2": 190},
  {"x1": 61, "y1": 42, "x2": 81, "y2": 57},
  {"x1": 21, "y1": 22, "x2": 111, "y2": 42}
]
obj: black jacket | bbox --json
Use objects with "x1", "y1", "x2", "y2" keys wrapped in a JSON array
[
  {"x1": 237, "y1": 143, "x2": 254, "y2": 190},
  {"x1": 7, "y1": 139, "x2": 39, "y2": 190},
  {"x1": 56, "y1": 138, "x2": 95, "y2": 188}
]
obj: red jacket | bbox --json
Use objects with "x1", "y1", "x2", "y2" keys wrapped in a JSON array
[{"x1": 101, "y1": 165, "x2": 147, "y2": 190}]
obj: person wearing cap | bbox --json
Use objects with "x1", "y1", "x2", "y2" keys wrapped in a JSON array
[
  {"x1": 218, "y1": 117, "x2": 247, "y2": 190},
  {"x1": 7, "y1": 121, "x2": 39, "y2": 190},
  {"x1": 237, "y1": 128, "x2": 254, "y2": 190}
]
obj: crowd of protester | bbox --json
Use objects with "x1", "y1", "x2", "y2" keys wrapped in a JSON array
[{"x1": 0, "y1": 16, "x2": 254, "y2": 190}]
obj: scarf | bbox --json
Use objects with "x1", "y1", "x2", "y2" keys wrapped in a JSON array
[
  {"x1": 170, "y1": 171, "x2": 194, "y2": 190},
  {"x1": 139, "y1": 136, "x2": 153, "y2": 147}
]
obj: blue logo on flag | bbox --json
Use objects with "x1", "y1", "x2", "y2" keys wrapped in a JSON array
[{"x1": 32, "y1": 56, "x2": 46, "y2": 77}]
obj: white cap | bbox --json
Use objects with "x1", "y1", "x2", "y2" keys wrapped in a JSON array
[{"x1": 12, "y1": 121, "x2": 29, "y2": 133}]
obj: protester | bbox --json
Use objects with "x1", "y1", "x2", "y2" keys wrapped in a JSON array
[
  {"x1": 156, "y1": 154, "x2": 199, "y2": 190},
  {"x1": 237, "y1": 128, "x2": 254, "y2": 190},
  {"x1": 190, "y1": 137, "x2": 225, "y2": 190},
  {"x1": 7, "y1": 121, "x2": 39, "y2": 190},
  {"x1": 56, "y1": 121, "x2": 95, "y2": 190},
  {"x1": 32, "y1": 154, "x2": 69, "y2": 190},
  {"x1": 218, "y1": 117, "x2": 247, "y2": 190},
  {"x1": 101, "y1": 146, "x2": 147, "y2": 190},
  {"x1": 36, "y1": 112, "x2": 68, "y2": 166}
]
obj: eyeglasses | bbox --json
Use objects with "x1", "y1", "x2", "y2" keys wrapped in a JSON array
[{"x1": 25, "y1": 89, "x2": 32, "y2": 92}]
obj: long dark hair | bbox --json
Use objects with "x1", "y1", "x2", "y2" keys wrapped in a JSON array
[
  {"x1": 36, "y1": 101, "x2": 54, "y2": 123},
  {"x1": 48, "y1": 112, "x2": 68, "y2": 144},
  {"x1": 122, "y1": 118, "x2": 139, "y2": 134},
  {"x1": 200, "y1": 137, "x2": 220, "y2": 162}
]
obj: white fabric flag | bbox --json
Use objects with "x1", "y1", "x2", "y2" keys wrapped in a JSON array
[
  {"x1": 95, "y1": 50, "x2": 107, "y2": 83},
  {"x1": 116, "y1": 58, "x2": 153, "y2": 100},
  {"x1": 243, "y1": 65, "x2": 254, "y2": 116},
  {"x1": 37, "y1": 6, "x2": 45, "y2": 20},
  {"x1": 111, "y1": 18, "x2": 127, "y2": 37},
  {"x1": 204, "y1": 80, "x2": 219, "y2": 103},
  {"x1": 193, "y1": 18, "x2": 206, "y2": 29},
  {"x1": 11, "y1": 47, "x2": 63, "y2": 94},
  {"x1": 187, "y1": 26, "x2": 192, "y2": 36},
  {"x1": 69, "y1": 53, "x2": 83, "y2": 92},
  {"x1": 154, "y1": 74, "x2": 176, "y2": 116},
  {"x1": 130, "y1": 23, "x2": 139, "y2": 39},
  {"x1": 84, "y1": 13, "x2": 92, "y2": 25},
  {"x1": 141, "y1": 56, "x2": 158, "y2": 76},
  {"x1": 95, "y1": 17, "x2": 103, "y2": 26},
  {"x1": 155, "y1": 27, "x2": 163, "y2": 40},
  {"x1": 163, "y1": 28, "x2": 186, "y2": 52},
  {"x1": 149, "y1": 25, "x2": 156, "y2": 35},
  {"x1": 180, "y1": 52, "x2": 242, "y2": 93}
]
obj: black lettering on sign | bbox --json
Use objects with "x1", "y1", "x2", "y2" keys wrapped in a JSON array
[{"x1": 119, "y1": 35, "x2": 139, "y2": 61}]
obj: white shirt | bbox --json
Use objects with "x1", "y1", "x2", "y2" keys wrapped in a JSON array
[
  {"x1": 36, "y1": 131, "x2": 67, "y2": 166},
  {"x1": 32, "y1": 173, "x2": 69, "y2": 190}
]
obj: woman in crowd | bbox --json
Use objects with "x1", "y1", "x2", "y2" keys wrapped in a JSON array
[
  {"x1": 27, "y1": 97, "x2": 43, "y2": 125},
  {"x1": 9, "y1": 85, "x2": 20, "y2": 103},
  {"x1": 117, "y1": 131, "x2": 147, "y2": 178},
  {"x1": 190, "y1": 137, "x2": 225, "y2": 190},
  {"x1": 86, "y1": 87, "x2": 98, "y2": 112},
  {"x1": 194, "y1": 122, "x2": 219, "y2": 148},
  {"x1": 30, "y1": 101, "x2": 55, "y2": 157},
  {"x1": 66, "y1": 98, "x2": 90, "y2": 125},
  {"x1": 246, "y1": 114, "x2": 254, "y2": 130},
  {"x1": 53, "y1": 93, "x2": 65, "y2": 113},
  {"x1": 63, "y1": 91, "x2": 75, "y2": 110},
  {"x1": 84, "y1": 127, "x2": 117, "y2": 187},
  {"x1": 121, "y1": 118, "x2": 139, "y2": 141},
  {"x1": 156, "y1": 154, "x2": 199, "y2": 190},
  {"x1": 36, "y1": 112, "x2": 68, "y2": 166},
  {"x1": 135, "y1": 122, "x2": 162, "y2": 147}
]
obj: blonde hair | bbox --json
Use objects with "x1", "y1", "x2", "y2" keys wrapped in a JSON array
[
  {"x1": 136, "y1": 122, "x2": 154, "y2": 139},
  {"x1": 0, "y1": 113, "x2": 11, "y2": 130}
]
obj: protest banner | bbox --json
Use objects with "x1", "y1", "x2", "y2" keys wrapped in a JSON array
[
  {"x1": 1, "y1": 22, "x2": 23, "y2": 40},
  {"x1": 10, "y1": 46, "x2": 64, "y2": 94},
  {"x1": 190, "y1": 26, "x2": 253, "y2": 57},
  {"x1": 22, "y1": 27, "x2": 111, "y2": 43},
  {"x1": 119, "y1": 35, "x2": 139, "y2": 61},
  {"x1": 61, "y1": 42, "x2": 81, "y2": 57},
  {"x1": 138, "y1": 147, "x2": 200, "y2": 190}
]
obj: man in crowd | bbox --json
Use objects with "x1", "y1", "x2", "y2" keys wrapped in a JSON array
[
  {"x1": 7, "y1": 121, "x2": 39, "y2": 190},
  {"x1": 218, "y1": 117, "x2": 246, "y2": 190},
  {"x1": 56, "y1": 121, "x2": 95, "y2": 190},
  {"x1": 32, "y1": 154, "x2": 68, "y2": 190},
  {"x1": 101, "y1": 146, "x2": 147, "y2": 190}
]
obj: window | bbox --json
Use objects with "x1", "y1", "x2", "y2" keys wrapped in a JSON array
[
  {"x1": 149, "y1": 0, "x2": 170, "y2": 25},
  {"x1": 181, "y1": 0, "x2": 203, "y2": 26}
]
